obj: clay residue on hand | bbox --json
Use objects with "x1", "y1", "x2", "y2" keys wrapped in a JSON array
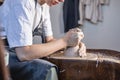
[{"x1": 64, "y1": 28, "x2": 87, "y2": 57}]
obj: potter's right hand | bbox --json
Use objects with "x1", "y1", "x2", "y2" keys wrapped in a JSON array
[{"x1": 63, "y1": 28, "x2": 82, "y2": 47}]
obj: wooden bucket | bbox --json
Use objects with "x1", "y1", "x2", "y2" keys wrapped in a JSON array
[{"x1": 46, "y1": 49, "x2": 120, "y2": 80}]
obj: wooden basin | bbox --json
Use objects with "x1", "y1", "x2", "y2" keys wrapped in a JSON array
[{"x1": 45, "y1": 49, "x2": 120, "y2": 80}]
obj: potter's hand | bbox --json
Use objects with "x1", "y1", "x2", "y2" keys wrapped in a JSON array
[
  {"x1": 78, "y1": 42, "x2": 87, "y2": 57},
  {"x1": 70, "y1": 28, "x2": 84, "y2": 42},
  {"x1": 50, "y1": 0, "x2": 64, "y2": 5},
  {"x1": 63, "y1": 28, "x2": 83, "y2": 47},
  {"x1": 69, "y1": 28, "x2": 84, "y2": 46}
]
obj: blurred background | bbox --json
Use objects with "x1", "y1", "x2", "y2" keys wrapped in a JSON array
[{"x1": 50, "y1": 0, "x2": 120, "y2": 52}]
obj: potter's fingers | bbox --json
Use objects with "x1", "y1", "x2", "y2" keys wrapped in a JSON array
[
  {"x1": 76, "y1": 28, "x2": 82, "y2": 32},
  {"x1": 77, "y1": 32, "x2": 84, "y2": 38}
]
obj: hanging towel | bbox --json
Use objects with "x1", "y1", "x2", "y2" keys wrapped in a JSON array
[
  {"x1": 63, "y1": 0, "x2": 80, "y2": 32},
  {"x1": 84, "y1": 0, "x2": 93, "y2": 20},
  {"x1": 98, "y1": 0, "x2": 103, "y2": 22},
  {"x1": 100, "y1": 0, "x2": 110, "y2": 5},
  {"x1": 91, "y1": 0, "x2": 99, "y2": 23},
  {"x1": 84, "y1": 0, "x2": 103, "y2": 23},
  {"x1": 78, "y1": 0, "x2": 85, "y2": 25}
]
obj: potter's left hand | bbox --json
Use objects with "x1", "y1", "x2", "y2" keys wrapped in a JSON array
[{"x1": 78, "y1": 42, "x2": 87, "y2": 57}]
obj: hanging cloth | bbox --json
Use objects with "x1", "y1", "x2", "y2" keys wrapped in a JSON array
[
  {"x1": 84, "y1": 0, "x2": 110, "y2": 24},
  {"x1": 63, "y1": 0, "x2": 80, "y2": 32}
]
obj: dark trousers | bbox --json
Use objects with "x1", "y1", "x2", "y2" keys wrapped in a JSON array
[{"x1": 8, "y1": 50, "x2": 56, "y2": 80}]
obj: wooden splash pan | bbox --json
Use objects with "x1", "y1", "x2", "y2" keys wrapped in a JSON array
[{"x1": 46, "y1": 49, "x2": 120, "y2": 80}]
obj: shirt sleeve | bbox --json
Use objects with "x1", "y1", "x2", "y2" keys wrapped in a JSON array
[
  {"x1": 42, "y1": 4, "x2": 53, "y2": 37},
  {"x1": 6, "y1": 0, "x2": 34, "y2": 48}
]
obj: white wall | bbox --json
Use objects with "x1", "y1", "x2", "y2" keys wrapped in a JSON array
[{"x1": 50, "y1": 0, "x2": 120, "y2": 52}]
